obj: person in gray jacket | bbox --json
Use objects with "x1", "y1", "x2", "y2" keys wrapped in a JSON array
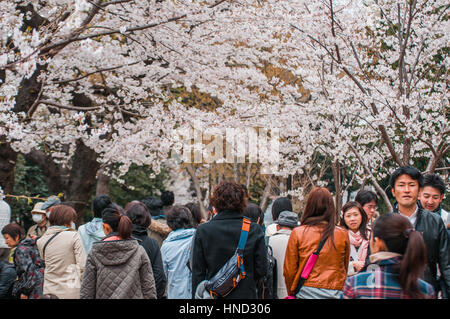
[{"x1": 80, "y1": 204, "x2": 156, "y2": 299}]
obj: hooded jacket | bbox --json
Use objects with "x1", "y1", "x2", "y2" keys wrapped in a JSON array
[
  {"x1": 147, "y1": 218, "x2": 171, "y2": 247},
  {"x1": 161, "y1": 228, "x2": 196, "y2": 299},
  {"x1": 80, "y1": 235, "x2": 156, "y2": 299},
  {"x1": 77, "y1": 218, "x2": 105, "y2": 254}
]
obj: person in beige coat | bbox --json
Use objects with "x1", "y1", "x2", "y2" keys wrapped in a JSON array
[{"x1": 37, "y1": 205, "x2": 86, "y2": 299}]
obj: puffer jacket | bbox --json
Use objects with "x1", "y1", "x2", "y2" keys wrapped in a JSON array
[
  {"x1": 161, "y1": 228, "x2": 196, "y2": 299},
  {"x1": 284, "y1": 224, "x2": 350, "y2": 294},
  {"x1": 393, "y1": 204, "x2": 450, "y2": 296},
  {"x1": 80, "y1": 234, "x2": 156, "y2": 299}
]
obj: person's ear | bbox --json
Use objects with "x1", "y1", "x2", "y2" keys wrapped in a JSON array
[
  {"x1": 102, "y1": 223, "x2": 112, "y2": 235},
  {"x1": 373, "y1": 236, "x2": 388, "y2": 253}
]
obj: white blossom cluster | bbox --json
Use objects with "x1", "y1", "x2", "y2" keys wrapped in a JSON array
[{"x1": 0, "y1": 0, "x2": 448, "y2": 199}]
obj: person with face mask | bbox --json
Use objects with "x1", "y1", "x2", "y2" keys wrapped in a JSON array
[{"x1": 26, "y1": 202, "x2": 50, "y2": 240}]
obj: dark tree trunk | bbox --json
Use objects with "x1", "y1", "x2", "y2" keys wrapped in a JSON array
[
  {"x1": 0, "y1": 137, "x2": 18, "y2": 196},
  {"x1": 65, "y1": 139, "x2": 100, "y2": 221}
]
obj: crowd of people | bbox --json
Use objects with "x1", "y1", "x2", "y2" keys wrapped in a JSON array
[{"x1": 0, "y1": 166, "x2": 448, "y2": 299}]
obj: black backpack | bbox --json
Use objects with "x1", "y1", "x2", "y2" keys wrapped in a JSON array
[{"x1": 258, "y1": 244, "x2": 278, "y2": 299}]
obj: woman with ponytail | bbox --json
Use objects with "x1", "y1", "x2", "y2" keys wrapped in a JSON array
[
  {"x1": 343, "y1": 213, "x2": 435, "y2": 299},
  {"x1": 80, "y1": 204, "x2": 156, "y2": 299}
]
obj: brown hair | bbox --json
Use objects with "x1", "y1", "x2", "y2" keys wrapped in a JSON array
[
  {"x1": 102, "y1": 204, "x2": 132, "y2": 239},
  {"x1": 1, "y1": 223, "x2": 24, "y2": 241},
  {"x1": 48, "y1": 205, "x2": 77, "y2": 226},
  {"x1": 340, "y1": 201, "x2": 369, "y2": 241},
  {"x1": 125, "y1": 201, "x2": 151, "y2": 228},
  {"x1": 210, "y1": 181, "x2": 247, "y2": 213},
  {"x1": 300, "y1": 187, "x2": 336, "y2": 244},
  {"x1": 373, "y1": 213, "x2": 428, "y2": 298}
]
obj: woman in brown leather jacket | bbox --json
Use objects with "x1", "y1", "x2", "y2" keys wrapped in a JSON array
[{"x1": 284, "y1": 187, "x2": 350, "y2": 299}]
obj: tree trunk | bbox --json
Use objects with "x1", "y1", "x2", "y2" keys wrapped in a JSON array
[
  {"x1": 25, "y1": 139, "x2": 99, "y2": 223},
  {"x1": 65, "y1": 139, "x2": 100, "y2": 222},
  {"x1": 186, "y1": 164, "x2": 207, "y2": 220},
  {"x1": 96, "y1": 164, "x2": 112, "y2": 195},
  {"x1": 331, "y1": 160, "x2": 343, "y2": 219},
  {"x1": 0, "y1": 137, "x2": 18, "y2": 195},
  {"x1": 260, "y1": 174, "x2": 273, "y2": 212}
]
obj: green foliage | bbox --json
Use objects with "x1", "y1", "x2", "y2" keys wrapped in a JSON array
[
  {"x1": 108, "y1": 163, "x2": 170, "y2": 209},
  {"x1": 11, "y1": 154, "x2": 49, "y2": 230}
]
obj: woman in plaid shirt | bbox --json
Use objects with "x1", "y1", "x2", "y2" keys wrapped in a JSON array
[{"x1": 343, "y1": 213, "x2": 435, "y2": 299}]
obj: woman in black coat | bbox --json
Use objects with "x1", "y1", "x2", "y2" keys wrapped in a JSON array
[
  {"x1": 125, "y1": 201, "x2": 167, "y2": 299},
  {"x1": 191, "y1": 182, "x2": 267, "y2": 299}
]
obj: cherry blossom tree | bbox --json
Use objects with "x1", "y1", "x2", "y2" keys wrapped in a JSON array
[
  {"x1": 227, "y1": 0, "x2": 449, "y2": 211},
  {"x1": 0, "y1": 0, "x2": 275, "y2": 214},
  {"x1": 1, "y1": 0, "x2": 447, "y2": 216}
]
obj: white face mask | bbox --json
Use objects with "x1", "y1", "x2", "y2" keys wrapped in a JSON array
[{"x1": 32, "y1": 214, "x2": 44, "y2": 224}]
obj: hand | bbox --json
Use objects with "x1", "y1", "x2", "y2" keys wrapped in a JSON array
[
  {"x1": 353, "y1": 261, "x2": 365, "y2": 272},
  {"x1": 20, "y1": 294, "x2": 28, "y2": 299},
  {"x1": 29, "y1": 235, "x2": 37, "y2": 240}
]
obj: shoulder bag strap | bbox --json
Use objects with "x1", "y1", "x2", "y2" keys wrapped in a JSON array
[
  {"x1": 42, "y1": 231, "x2": 62, "y2": 259},
  {"x1": 293, "y1": 236, "x2": 328, "y2": 296},
  {"x1": 237, "y1": 217, "x2": 251, "y2": 251},
  {"x1": 236, "y1": 218, "x2": 251, "y2": 278}
]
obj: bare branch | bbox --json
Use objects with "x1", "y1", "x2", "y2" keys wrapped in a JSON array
[
  {"x1": 348, "y1": 143, "x2": 393, "y2": 212},
  {"x1": 38, "y1": 100, "x2": 101, "y2": 112}
]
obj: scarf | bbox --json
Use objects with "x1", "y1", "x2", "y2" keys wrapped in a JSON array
[{"x1": 348, "y1": 230, "x2": 369, "y2": 262}]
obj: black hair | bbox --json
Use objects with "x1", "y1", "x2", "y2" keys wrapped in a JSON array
[
  {"x1": 102, "y1": 204, "x2": 132, "y2": 239},
  {"x1": 92, "y1": 194, "x2": 112, "y2": 218},
  {"x1": 340, "y1": 201, "x2": 369, "y2": 240},
  {"x1": 125, "y1": 201, "x2": 152, "y2": 228},
  {"x1": 161, "y1": 191, "x2": 175, "y2": 206},
  {"x1": 141, "y1": 197, "x2": 164, "y2": 217},
  {"x1": 372, "y1": 213, "x2": 428, "y2": 298},
  {"x1": 244, "y1": 203, "x2": 264, "y2": 226},
  {"x1": 422, "y1": 174, "x2": 446, "y2": 195},
  {"x1": 389, "y1": 166, "x2": 423, "y2": 189},
  {"x1": 355, "y1": 189, "x2": 378, "y2": 207},
  {"x1": 272, "y1": 197, "x2": 293, "y2": 221},
  {"x1": 184, "y1": 202, "x2": 202, "y2": 227},
  {"x1": 165, "y1": 205, "x2": 193, "y2": 230}
]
